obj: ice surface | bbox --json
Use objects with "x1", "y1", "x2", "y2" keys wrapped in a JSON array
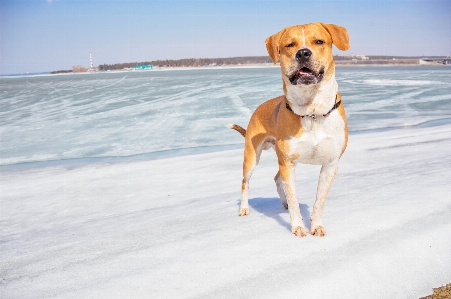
[
  {"x1": 1, "y1": 124, "x2": 450, "y2": 298},
  {"x1": 1, "y1": 66, "x2": 450, "y2": 165}
]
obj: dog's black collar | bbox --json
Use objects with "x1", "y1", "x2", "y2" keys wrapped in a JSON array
[{"x1": 285, "y1": 94, "x2": 340, "y2": 119}]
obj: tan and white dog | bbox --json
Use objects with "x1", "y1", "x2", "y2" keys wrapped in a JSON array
[{"x1": 228, "y1": 22, "x2": 350, "y2": 237}]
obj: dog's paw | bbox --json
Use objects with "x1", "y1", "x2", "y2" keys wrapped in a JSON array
[
  {"x1": 239, "y1": 207, "x2": 249, "y2": 216},
  {"x1": 292, "y1": 226, "x2": 308, "y2": 237},
  {"x1": 310, "y1": 226, "x2": 326, "y2": 237}
]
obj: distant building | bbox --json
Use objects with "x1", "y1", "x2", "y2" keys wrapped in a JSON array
[
  {"x1": 350, "y1": 54, "x2": 369, "y2": 60},
  {"x1": 419, "y1": 58, "x2": 434, "y2": 65},
  {"x1": 88, "y1": 53, "x2": 97, "y2": 72},
  {"x1": 133, "y1": 65, "x2": 154, "y2": 69},
  {"x1": 355, "y1": 55, "x2": 369, "y2": 60}
]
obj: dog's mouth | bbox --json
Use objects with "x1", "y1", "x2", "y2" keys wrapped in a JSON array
[{"x1": 289, "y1": 66, "x2": 325, "y2": 85}]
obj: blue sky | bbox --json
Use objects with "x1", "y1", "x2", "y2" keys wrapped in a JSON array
[{"x1": 1, "y1": 0, "x2": 450, "y2": 74}]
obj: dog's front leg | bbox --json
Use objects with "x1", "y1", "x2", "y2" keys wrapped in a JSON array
[
  {"x1": 310, "y1": 163, "x2": 338, "y2": 236},
  {"x1": 279, "y1": 160, "x2": 308, "y2": 237}
]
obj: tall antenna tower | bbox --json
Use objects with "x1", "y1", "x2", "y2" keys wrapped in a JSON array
[{"x1": 90, "y1": 52, "x2": 93, "y2": 70}]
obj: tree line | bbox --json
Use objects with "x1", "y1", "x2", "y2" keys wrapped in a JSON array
[
  {"x1": 53, "y1": 55, "x2": 445, "y2": 73},
  {"x1": 98, "y1": 55, "x2": 440, "y2": 71},
  {"x1": 98, "y1": 56, "x2": 274, "y2": 70}
]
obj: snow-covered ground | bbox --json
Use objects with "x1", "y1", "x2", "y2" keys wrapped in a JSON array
[{"x1": 1, "y1": 124, "x2": 450, "y2": 298}]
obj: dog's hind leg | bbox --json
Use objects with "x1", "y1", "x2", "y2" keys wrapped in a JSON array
[
  {"x1": 239, "y1": 135, "x2": 267, "y2": 216},
  {"x1": 274, "y1": 171, "x2": 288, "y2": 209}
]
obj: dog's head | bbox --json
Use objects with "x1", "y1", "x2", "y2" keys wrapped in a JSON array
[{"x1": 266, "y1": 23, "x2": 349, "y2": 87}]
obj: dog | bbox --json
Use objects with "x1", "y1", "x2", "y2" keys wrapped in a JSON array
[{"x1": 227, "y1": 22, "x2": 350, "y2": 237}]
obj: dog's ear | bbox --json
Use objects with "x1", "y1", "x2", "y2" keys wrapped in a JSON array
[
  {"x1": 319, "y1": 23, "x2": 350, "y2": 51},
  {"x1": 265, "y1": 29, "x2": 285, "y2": 64}
]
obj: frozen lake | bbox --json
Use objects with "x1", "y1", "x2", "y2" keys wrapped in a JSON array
[
  {"x1": 1, "y1": 66, "x2": 450, "y2": 166},
  {"x1": 1, "y1": 66, "x2": 450, "y2": 298}
]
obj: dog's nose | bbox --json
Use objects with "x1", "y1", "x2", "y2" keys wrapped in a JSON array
[{"x1": 296, "y1": 48, "x2": 312, "y2": 62}]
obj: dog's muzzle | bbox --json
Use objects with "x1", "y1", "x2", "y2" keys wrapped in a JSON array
[{"x1": 288, "y1": 48, "x2": 325, "y2": 85}]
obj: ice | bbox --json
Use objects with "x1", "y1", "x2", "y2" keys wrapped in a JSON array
[
  {"x1": 1, "y1": 66, "x2": 450, "y2": 297},
  {"x1": 1, "y1": 123, "x2": 450, "y2": 298},
  {"x1": 360, "y1": 79, "x2": 448, "y2": 86},
  {"x1": 1, "y1": 66, "x2": 450, "y2": 165}
]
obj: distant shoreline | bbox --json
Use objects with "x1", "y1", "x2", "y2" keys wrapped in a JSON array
[
  {"x1": 100, "y1": 59, "x2": 448, "y2": 72},
  {"x1": 50, "y1": 55, "x2": 449, "y2": 75},
  {"x1": 73, "y1": 61, "x2": 450, "y2": 74},
  {"x1": 65, "y1": 60, "x2": 451, "y2": 74},
  {"x1": 2, "y1": 61, "x2": 449, "y2": 78}
]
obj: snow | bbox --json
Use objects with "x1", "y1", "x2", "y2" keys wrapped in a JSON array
[{"x1": 1, "y1": 124, "x2": 450, "y2": 298}]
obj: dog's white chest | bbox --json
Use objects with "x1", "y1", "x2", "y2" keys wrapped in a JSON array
[{"x1": 289, "y1": 112, "x2": 345, "y2": 165}]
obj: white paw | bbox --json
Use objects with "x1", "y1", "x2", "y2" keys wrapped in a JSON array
[
  {"x1": 310, "y1": 225, "x2": 326, "y2": 237},
  {"x1": 292, "y1": 226, "x2": 308, "y2": 237},
  {"x1": 310, "y1": 218, "x2": 326, "y2": 236},
  {"x1": 239, "y1": 207, "x2": 249, "y2": 216}
]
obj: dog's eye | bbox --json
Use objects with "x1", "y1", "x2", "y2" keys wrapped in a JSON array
[
  {"x1": 285, "y1": 42, "x2": 295, "y2": 48},
  {"x1": 315, "y1": 40, "x2": 324, "y2": 45}
]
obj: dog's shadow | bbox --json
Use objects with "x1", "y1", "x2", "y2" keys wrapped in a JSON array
[{"x1": 242, "y1": 197, "x2": 311, "y2": 232}]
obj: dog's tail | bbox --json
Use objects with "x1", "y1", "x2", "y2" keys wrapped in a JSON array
[{"x1": 226, "y1": 124, "x2": 246, "y2": 137}]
